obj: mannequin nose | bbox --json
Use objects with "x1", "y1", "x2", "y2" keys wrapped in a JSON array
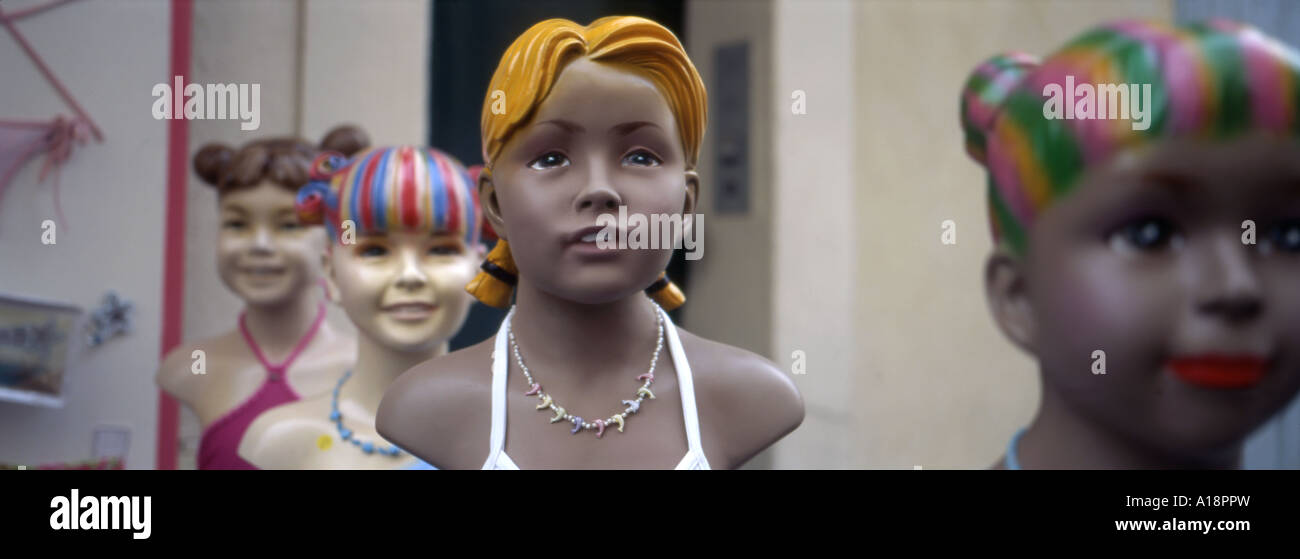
[
  {"x1": 251, "y1": 225, "x2": 274, "y2": 254},
  {"x1": 394, "y1": 248, "x2": 428, "y2": 290},
  {"x1": 1194, "y1": 234, "x2": 1263, "y2": 324},
  {"x1": 574, "y1": 164, "x2": 623, "y2": 212}
]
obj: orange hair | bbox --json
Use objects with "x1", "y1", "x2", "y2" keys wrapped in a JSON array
[{"x1": 467, "y1": 16, "x2": 705, "y2": 310}]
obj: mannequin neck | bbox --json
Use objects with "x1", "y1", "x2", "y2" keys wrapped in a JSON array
[
  {"x1": 339, "y1": 330, "x2": 448, "y2": 416},
  {"x1": 240, "y1": 291, "x2": 323, "y2": 361},
  {"x1": 1016, "y1": 375, "x2": 1242, "y2": 469},
  {"x1": 511, "y1": 278, "x2": 662, "y2": 381}
]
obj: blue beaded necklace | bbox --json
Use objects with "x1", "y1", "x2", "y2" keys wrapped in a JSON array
[{"x1": 330, "y1": 370, "x2": 403, "y2": 457}]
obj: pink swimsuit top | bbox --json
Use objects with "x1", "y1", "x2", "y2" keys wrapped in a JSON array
[{"x1": 196, "y1": 305, "x2": 326, "y2": 470}]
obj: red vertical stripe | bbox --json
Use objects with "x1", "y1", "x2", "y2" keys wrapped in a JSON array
[
  {"x1": 358, "y1": 154, "x2": 379, "y2": 232},
  {"x1": 157, "y1": 0, "x2": 192, "y2": 471},
  {"x1": 401, "y1": 148, "x2": 419, "y2": 229},
  {"x1": 439, "y1": 155, "x2": 460, "y2": 234}
]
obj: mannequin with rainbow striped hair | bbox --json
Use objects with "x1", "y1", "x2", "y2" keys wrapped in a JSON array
[
  {"x1": 377, "y1": 16, "x2": 803, "y2": 470},
  {"x1": 237, "y1": 145, "x2": 483, "y2": 469},
  {"x1": 961, "y1": 20, "x2": 1300, "y2": 469}
]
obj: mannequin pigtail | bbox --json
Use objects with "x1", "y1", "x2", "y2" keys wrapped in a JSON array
[
  {"x1": 645, "y1": 271, "x2": 685, "y2": 310},
  {"x1": 466, "y1": 239, "x2": 518, "y2": 308},
  {"x1": 465, "y1": 164, "x2": 516, "y2": 307}
]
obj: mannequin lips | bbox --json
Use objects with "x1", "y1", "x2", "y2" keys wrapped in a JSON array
[
  {"x1": 565, "y1": 225, "x2": 622, "y2": 259},
  {"x1": 239, "y1": 265, "x2": 287, "y2": 284},
  {"x1": 1167, "y1": 355, "x2": 1268, "y2": 389},
  {"x1": 382, "y1": 302, "x2": 439, "y2": 322}
]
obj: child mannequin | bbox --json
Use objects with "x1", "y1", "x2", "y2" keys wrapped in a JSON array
[
  {"x1": 156, "y1": 126, "x2": 366, "y2": 469},
  {"x1": 237, "y1": 146, "x2": 483, "y2": 469},
  {"x1": 378, "y1": 16, "x2": 804, "y2": 469},
  {"x1": 960, "y1": 20, "x2": 1300, "y2": 469}
]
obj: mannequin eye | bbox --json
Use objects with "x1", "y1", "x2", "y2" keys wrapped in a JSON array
[
  {"x1": 528, "y1": 152, "x2": 570, "y2": 170},
  {"x1": 428, "y1": 244, "x2": 463, "y2": 256},
  {"x1": 357, "y1": 243, "x2": 388, "y2": 257},
  {"x1": 1261, "y1": 218, "x2": 1300, "y2": 254},
  {"x1": 1108, "y1": 216, "x2": 1182, "y2": 253},
  {"x1": 222, "y1": 219, "x2": 247, "y2": 230},
  {"x1": 278, "y1": 221, "x2": 302, "y2": 231},
  {"x1": 622, "y1": 149, "x2": 662, "y2": 167}
]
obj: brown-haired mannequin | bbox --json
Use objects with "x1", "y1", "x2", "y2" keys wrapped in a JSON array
[
  {"x1": 155, "y1": 125, "x2": 368, "y2": 469},
  {"x1": 377, "y1": 17, "x2": 804, "y2": 469}
]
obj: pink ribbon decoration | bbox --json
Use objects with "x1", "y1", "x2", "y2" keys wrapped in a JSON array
[{"x1": 0, "y1": 0, "x2": 103, "y2": 230}]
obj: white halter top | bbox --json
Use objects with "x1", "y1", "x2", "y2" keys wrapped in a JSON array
[{"x1": 482, "y1": 305, "x2": 710, "y2": 470}]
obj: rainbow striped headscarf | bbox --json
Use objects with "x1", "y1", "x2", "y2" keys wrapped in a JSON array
[
  {"x1": 961, "y1": 19, "x2": 1300, "y2": 254},
  {"x1": 296, "y1": 145, "x2": 482, "y2": 246}
]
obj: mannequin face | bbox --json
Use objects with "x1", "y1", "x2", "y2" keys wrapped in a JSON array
[
  {"x1": 484, "y1": 57, "x2": 698, "y2": 304},
  {"x1": 325, "y1": 231, "x2": 477, "y2": 353},
  {"x1": 216, "y1": 180, "x2": 326, "y2": 306},
  {"x1": 989, "y1": 132, "x2": 1300, "y2": 458}
]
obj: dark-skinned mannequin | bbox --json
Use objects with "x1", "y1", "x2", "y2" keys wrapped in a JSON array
[
  {"x1": 377, "y1": 16, "x2": 804, "y2": 469},
  {"x1": 960, "y1": 21, "x2": 1300, "y2": 469}
]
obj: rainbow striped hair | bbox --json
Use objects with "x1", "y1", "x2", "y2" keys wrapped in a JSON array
[
  {"x1": 961, "y1": 19, "x2": 1300, "y2": 254},
  {"x1": 295, "y1": 146, "x2": 482, "y2": 246}
]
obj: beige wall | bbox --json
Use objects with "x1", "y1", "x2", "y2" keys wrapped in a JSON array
[
  {"x1": 770, "y1": 0, "x2": 859, "y2": 469},
  {"x1": 0, "y1": 0, "x2": 169, "y2": 468},
  {"x1": 300, "y1": 0, "x2": 429, "y2": 145}
]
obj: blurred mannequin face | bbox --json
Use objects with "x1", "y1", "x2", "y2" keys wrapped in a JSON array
[
  {"x1": 1000, "y1": 133, "x2": 1300, "y2": 458},
  {"x1": 216, "y1": 180, "x2": 326, "y2": 306},
  {"x1": 325, "y1": 230, "x2": 478, "y2": 353},
  {"x1": 484, "y1": 58, "x2": 698, "y2": 304}
]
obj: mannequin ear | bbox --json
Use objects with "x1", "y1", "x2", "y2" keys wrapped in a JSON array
[
  {"x1": 320, "y1": 247, "x2": 341, "y2": 303},
  {"x1": 984, "y1": 249, "x2": 1037, "y2": 356},
  {"x1": 681, "y1": 170, "x2": 700, "y2": 238},
  {"x1": 479, "y1": 169, "x2": 508, "y2": 242}
]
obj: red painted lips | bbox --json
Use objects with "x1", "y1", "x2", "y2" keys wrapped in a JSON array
[{"x1": 1168, "y1": 355, "x2": 1268, "y2": 389}]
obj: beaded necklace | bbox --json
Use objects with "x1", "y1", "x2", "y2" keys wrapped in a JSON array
[
  {"x1": 508, "y1": 303, "x2": 664, "y2": 438},
  {"x1": 329, "y1": 370, "x2": 403, "y2": 457}
]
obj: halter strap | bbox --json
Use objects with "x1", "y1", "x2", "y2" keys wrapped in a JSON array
[{"x1": 238, "y1": 302, "x2": 326, "y2": 380}]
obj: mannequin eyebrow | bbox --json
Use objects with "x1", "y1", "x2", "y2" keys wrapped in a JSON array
[
  {"x1": 610, "y1": 121, "x2": 661, "y2": 136},
  {"x1": 1140, "y1": 170, "x2": 1197, "y2": 193},
  {"x1": 535, "y1": 119, "x2": 584, "y2": 133}
]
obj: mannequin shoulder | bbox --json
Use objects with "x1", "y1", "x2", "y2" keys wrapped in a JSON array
[
  {"x1": 676, "y1": 328, "x2": 805, "y2": 467},
  {"x1": 376, "y1": 338, "x2": 496, "y2": 469},
  {"x1": 237, "y1": 398, "x2": 332, "y2": 469},
  {"x1": 156, "y1": 331, "x2": 240, "y2": 399}
]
